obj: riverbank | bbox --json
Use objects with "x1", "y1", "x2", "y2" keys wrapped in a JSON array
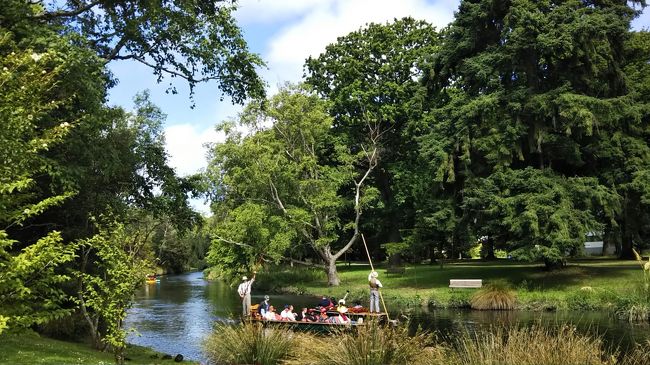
[
  {"x1": 250, "y1": 259, "x2": 645, "y2": 312},
  {"x1": 0, "y1": 330, "x2": 199, "y2": 365}
]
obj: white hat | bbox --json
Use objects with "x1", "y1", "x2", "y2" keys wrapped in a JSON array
[
  {"x1": 242, "y1": 276, "x2": 248, "y2": 281},
  {"x1": 371, "y1": 271, "x2": 379, "y2": 278},
  {"x1": 338, "y1": 299, "x2": 346, "y2": 305}
]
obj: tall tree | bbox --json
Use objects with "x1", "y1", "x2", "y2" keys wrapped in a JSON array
[
  {"x1": 24, "y1": 0, "x2": 266, "y2": 102},
  {"x1": 0, "y1": 21, "x2": 105, "y2": 332},
  {"x1": 305, "y1": 18, "x2": 439, "y2": 254},
  {"x1": 206, "y1": 85, "x2": 379, "y2": 286},
  {"x1": 421, "y1": 0, "x2": 645, "y2": 264}
]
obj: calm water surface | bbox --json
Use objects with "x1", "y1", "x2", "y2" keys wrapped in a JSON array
[{"x1": 125, "y1": 271, "x2": 650, "y2": 364}]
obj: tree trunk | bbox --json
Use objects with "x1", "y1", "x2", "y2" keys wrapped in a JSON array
[
  {"x1": 326, "y1": 259, "x2": 340, "y2": 286},
  {"x1": 483, "y1": 237, "x2": 496, "y2": 260},
  {"x1": 619, "y1": 193, "x2": 636, "y2": 260}
]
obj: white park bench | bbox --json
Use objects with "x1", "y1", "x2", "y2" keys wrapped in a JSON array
[{"x1": 449, "y1": 279, "x2": 482, "y2": 288}]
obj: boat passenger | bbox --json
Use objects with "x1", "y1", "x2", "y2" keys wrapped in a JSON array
[
  {"x1": 297, "y1": 308, "x2": 314, "y2": 322},
  {"x1": 280, "y1": 305, "x2": 297, "y2": 321},
  {"x1": 317, "y1": 295, "x2": 332, "y2": 308},
  {"x1": 337, "y1": 299, "x2": 346, "y2": 312},
  {"x1": 317, "y1": 307, "x2": 329, "y2": 323},
  {"x1": 334, "y1": 306, "x2": 351, "y2": 324},
  {"x1": 258, "y1": 295, "x2": 270, "y2": 318},
  {"x1": 264, "y1": 305, "x2": 280, "y2": 321}
]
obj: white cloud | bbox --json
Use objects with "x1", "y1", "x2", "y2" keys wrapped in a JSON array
[
  {"x1": 235, "y1": 0, "x2": 335, "y2": 25},
  {"x1": 262, "y1": 0, "x2": 458, "y2": 84},
  {"x1": 164, "y1": 124, "x2": 227, "y2": 216},
  {"x1": 164, "y1": 124, "x2": 224, "y2": 177}
]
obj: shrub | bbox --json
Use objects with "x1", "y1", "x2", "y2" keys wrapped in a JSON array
[
  {"x1": 203, "y1": 322, "x2": 297, "y2": 365},
  {"x1": 470, "y1": 281, "x2": 516, "y2": 310}
]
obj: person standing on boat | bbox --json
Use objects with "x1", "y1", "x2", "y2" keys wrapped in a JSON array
[
  {"x1": 368, "y1": 271, "x2": 383, "y2": 313},
  {"x1": 237, "y1": 271, "x2": 256, "y2": 317}
]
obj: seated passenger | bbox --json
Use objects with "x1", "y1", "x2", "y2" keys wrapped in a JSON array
[
  {"x1": 317, "y1": 295, "x2": 332, "y2": 308},
  {"x1": 264, "y1": 305, "x2": 280, "y2": 321},
  {"x1": 297, "y1": 307, "x2": 314, "y2": 322},
  {"x1": 258, "y1": 295, "x2": 270, "y2": 317},
  {"x1": 337, "y1": 299, "x2": 346, "y2": 312},
  {"x1": 335, "y1": 306, "x2": 351, "y2": 324},
  {"x1": 280, "y1": 305, "x2": 297, "y2": 321},
  {"x1": 317, "y1": 307, "x2": 329, "y2": 322}
]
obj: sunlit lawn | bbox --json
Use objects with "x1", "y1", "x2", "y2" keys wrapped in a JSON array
[
  {"x1": 286, "y1": 259, "x2": 641, "y2": 309},
  {"x1": 0, "y1": 331, "x2": 199, "y2": 365}
]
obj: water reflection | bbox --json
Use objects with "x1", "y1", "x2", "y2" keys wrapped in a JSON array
[
  {"x1": 125, "y1": 271, "x2": 320, "y2": 362},
  {"x1": 126, "y1": 272, "x2": 650, "y2": 363}
]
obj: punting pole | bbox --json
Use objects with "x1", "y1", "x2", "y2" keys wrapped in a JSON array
[{"x1": 361, "y1": 233, "x2": 390, "y2": 321}]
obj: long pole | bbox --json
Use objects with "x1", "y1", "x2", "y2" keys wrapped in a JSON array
[{"x1": 361, "y1": 234, "x2": 390, "y2": 321}]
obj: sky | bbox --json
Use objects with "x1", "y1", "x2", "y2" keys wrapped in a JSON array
[{"x1": 106, "y1": 0, "x2": 650, "y2": 214}]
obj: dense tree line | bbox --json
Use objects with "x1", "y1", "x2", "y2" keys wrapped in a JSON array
[
  {"x1": 206, "y1": 0, "x2": 650, "y2": 285},
  {"x1": 0, "y1": 0, "x2": 263, "y2": 362}
]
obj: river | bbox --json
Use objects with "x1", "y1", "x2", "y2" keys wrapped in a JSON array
[{"x1": 125, "y1": 271, "x2": 650, "y2": 364}]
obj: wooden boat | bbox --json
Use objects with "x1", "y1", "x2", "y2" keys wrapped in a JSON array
[
  {"x1": 326, "y1": 310, "x2": 387, "y2": 318},
  {"x1": 247, "y1": 318, "x2": 364, "y2": 332}
]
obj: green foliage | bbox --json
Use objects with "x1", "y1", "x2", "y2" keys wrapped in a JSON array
[
  {"x1": 464, "y1": 168, "x2": 615, "y2": 265},
  {"x1": 72, "y1": 218, "x2": 153, "y2": 361},
  {"x1": 204, "y1": 322, "x2": 296, "y2": 365},
  {"x1": 417, "y1": 0, "x2": 649, "y2": 264},
  {"x1": 382, "y1": 241, "x2": 410, "y2": 257},
  {"x1": 205, "y1": 85, "x2": 378, "y2": 285},
  {"x1": 30, "y1": 0, "x2": 266, "y2": 102},
  {"x1": 0, "y1": 231, "x2": 76, "y2": 334},
  {"x1": 306, "y1": 18, "x2": 440, "y2": 250}
]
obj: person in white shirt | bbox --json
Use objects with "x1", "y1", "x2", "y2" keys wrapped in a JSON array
[
  {"x1": 280, "y1": 304, "x2": 296, "y2": 321},
  {"x1": 264, "y1": 305, "x2": 278, "y2": 320},
  {"x1": 237, "y1": 272, "x2": 256, "y2": 317},
  {"x1": 368, "y1": 271, "x2": 383, "y2": 313}
]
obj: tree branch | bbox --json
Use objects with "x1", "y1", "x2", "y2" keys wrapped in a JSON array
[{"x1": 32, "y1": 1, "x2": 102, "y2": 19}]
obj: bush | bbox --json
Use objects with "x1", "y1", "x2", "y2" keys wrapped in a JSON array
[
  {"x1": 470, "y1": 281, "x2": 516, "y2": 310},
  {"x1": 203, "y1": 322, "x2": 297, "y2": 365}
]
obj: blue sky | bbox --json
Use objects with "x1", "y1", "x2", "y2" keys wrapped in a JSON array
[{"x1": 105, "y1": 0, "x2": 650, "y2": 213}]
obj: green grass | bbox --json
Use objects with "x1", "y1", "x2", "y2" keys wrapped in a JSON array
[
  {"x1": 0, "y1": 330, "x2": 199, "y2": 365},
  {"x1": 261, "y1": 259, "x2": 642, "y2": 311}
]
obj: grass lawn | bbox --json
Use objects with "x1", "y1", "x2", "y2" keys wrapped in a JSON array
[
  {"x1": 262, "y1": 259, "x2": 644, "y2": 311},
  {"x1": 0, "y1": 330, "x2": 199, "y2": 365}
]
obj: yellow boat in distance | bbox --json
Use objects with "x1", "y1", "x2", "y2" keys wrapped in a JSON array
[{"x1": 145, "y1": 274, "x2": 160, "y2": 284}]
